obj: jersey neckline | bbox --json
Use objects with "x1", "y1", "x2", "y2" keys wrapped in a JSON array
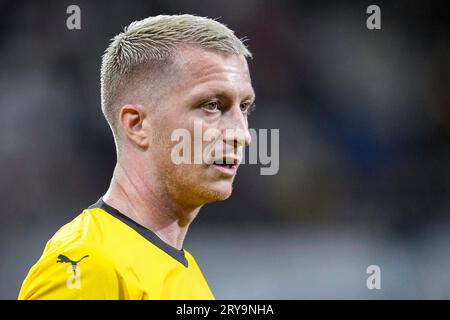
[{"x1": 88, "y1": 197, "x2": 188, "y2": 268}]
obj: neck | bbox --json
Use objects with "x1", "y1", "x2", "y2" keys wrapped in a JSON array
[{"x1": 102, "y1": 163, "x2": 201, "y2": 250}]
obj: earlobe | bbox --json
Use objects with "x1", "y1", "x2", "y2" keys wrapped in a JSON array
[{"x1": 119, "y1": 104, "x2": 149, "y2": 149}]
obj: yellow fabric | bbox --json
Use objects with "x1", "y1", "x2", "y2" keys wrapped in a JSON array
[{"x1": 18, "y1": 205, "x2": 214, "y2": 300}]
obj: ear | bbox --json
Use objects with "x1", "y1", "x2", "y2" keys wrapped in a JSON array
[{"x1": 118, "y1": 104, "x2": 149, "y2": 149}]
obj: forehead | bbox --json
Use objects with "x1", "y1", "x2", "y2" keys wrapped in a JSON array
[{"x1": 172, "y1": 46, "x2": 254, "y2": 97}]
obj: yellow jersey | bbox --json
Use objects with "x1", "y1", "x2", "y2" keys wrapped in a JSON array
[{"x1": 18, "y1": 198, "x2": 214, "y2": 300}]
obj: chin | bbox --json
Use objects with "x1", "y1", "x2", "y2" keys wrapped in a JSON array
[
  {"x1": 197, "y1": 181, "x2": 233, "y2": 203},
  {"x1": 167, "y1": 165, "x2": 235, "y2": 205}
]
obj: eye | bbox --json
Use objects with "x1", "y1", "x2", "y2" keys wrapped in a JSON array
[
  {"x1": 240, "y1": 102, "x2": 256, "y2": 115},
  {"x1": 201, "y1": 101, "x2": 220, "y2": 113}
]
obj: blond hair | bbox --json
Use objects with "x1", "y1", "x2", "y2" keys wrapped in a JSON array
[{"x1": 100, "y1": 14, "x2": 252, "y2": 138}]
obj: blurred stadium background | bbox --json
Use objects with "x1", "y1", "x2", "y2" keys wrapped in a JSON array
[{"x1": 0, "y1": 0, "x2": 449, "y2": 299}]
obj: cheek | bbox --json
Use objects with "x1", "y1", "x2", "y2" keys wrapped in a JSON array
[
  {"x1": 154, "y1": 121, "x2": 195, "y2": 169},
  {"x1": 145, "y1": 120, "x2": 175, "y2": 169},
  {"x1": 153, "y1": 111, "x2": 221, "y2": 168}
]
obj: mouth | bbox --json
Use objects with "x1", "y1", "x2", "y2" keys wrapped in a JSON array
[{"x1": 210, "y1": 158, "x2": 239, "y2": 176}]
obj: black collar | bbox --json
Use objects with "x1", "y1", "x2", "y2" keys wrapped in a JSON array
[{"x1": 88, "y1": 197, "x2": 188, "y2": 268}]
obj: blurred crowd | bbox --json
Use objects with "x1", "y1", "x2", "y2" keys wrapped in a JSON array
[{"x1": 1, "y1": 0, "x2": 447, "y2": 231}]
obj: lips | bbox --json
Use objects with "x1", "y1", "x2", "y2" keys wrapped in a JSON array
[
  {"x1": 211, "y1": 156, "x2": 239, "y2": 165},
  {"x1": 211, "y1": 163, "x2": 238, "y2": 176},
  {"x1": 210, "y1": 156, "x2": 240, "y2": 176},
  {"x1": 212, "y1": 159, "x2": 238, "y2": 166}
]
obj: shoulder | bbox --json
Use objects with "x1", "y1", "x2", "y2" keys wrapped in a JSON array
[
  {"x1": 19, "y1": 241, "x2": 120, "y2": 299},
  {"x1": 45, "y1": 207, "x2": 106, "y2": 251},
  {"x1": 37, "y1": 207, "x2": 120, "y2": 284},
  {"x1": 18, "y1": 208, "x2": 123, "y2": 299},
  {"x1": 183, "y1": 249, "x2": 202, "y2": 270}
]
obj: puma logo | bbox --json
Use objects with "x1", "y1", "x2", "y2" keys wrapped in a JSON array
[{"x1": 57, "y1": 254, "x2": 89, "y2": 275}]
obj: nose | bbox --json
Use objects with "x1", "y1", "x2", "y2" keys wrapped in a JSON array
[{"x1": 222, "y1": 105, "x2": 251, "y2": 148}]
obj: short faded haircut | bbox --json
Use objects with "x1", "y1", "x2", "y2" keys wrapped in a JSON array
[{"x1": 100, "y1": 14, "x2": 252, "y2": 139}]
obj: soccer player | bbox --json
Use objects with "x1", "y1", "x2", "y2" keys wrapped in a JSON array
[{"x1": 18, "y1": 14, "x2": 255, "y2": 299}]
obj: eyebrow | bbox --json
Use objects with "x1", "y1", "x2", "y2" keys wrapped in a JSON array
[
  {"x1": 245, "y1": 92, "x2": 256, "y2": 104},
  {"x1": 192, "y1": 87, "x2": 256, "y2": 104}
]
